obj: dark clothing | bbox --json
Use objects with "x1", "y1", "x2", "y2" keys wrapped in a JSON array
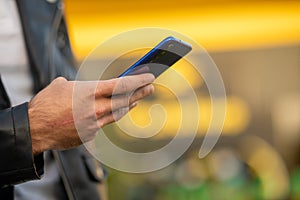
[{"x1": 0, "y1": 0, "x2": 105, "y2": 199}]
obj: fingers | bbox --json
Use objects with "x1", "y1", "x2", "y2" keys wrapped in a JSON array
[
  {"x1": 127, "y1": 84, "x2": 154, "y2": 105},
  {"x1": 94, "y1": 84, "x2": 154, "y2": 118},
  {"x1": 98, "y1": 102, "x2": 138, "y2": 128},
  {"x1": 96, "y1": 73, "x2": 155, "y2": 97},
  {"x1": 71, "y1": 74, "x2": 155, "y2": 130}
]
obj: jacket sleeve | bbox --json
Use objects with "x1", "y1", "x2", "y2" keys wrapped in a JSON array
[{"x1": 0, "y1": 102, "x2": 44, "y2": 187}]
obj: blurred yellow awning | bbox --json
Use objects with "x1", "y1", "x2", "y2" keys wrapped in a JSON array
[{"x1": 64, "y1": 0, "x2": 300, "y2": 60}]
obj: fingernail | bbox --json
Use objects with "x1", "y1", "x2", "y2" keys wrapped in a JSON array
[{"x1": 129, "y1": 102, "x2": 138, "y2": 109}]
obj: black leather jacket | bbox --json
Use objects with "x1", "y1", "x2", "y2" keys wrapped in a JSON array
[{"x1": 0, "y1": 0, "x2": 104, "y2": 199}]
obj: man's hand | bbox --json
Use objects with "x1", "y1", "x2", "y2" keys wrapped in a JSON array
[{"x1": 28, "y1": 74, "x2": 155, "y2": 155}]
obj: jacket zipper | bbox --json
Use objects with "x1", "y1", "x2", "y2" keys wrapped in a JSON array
[{"x1": 52, "y1": 150, "x2": 76, "y2": 200}]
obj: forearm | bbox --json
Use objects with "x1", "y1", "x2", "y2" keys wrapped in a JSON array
[{"x1": 0, "y1": 103, "x2": 44, "y2": 187}]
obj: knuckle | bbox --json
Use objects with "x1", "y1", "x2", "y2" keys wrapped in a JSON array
[
  {"x1": 99, "y1": 79, "x2": 115, "y2": 95},
  {"x1": 96, "y1": 81, "x2": 107, "y2": 94},
  {"x1": 95, "y1": 107, "x2": 104, "y2": 117},
  {"x1": 95, "y1": 102, "x2": 109, "y2": 117},
  {"x1": 54, "y1": 76, "x2": 67, "y2": 83},
  {"x1": 97, "y1": 120, "x2": 105, "y2": 129},
  {"x1": 51, "y1": 77, "x2": 69, "y2": 90},
  {"x1": 140, "y1": 85, "x2": 152, "y2": 97},
  {"x1": 114, "y1": 107, "x2": 128, "y2": 121}
]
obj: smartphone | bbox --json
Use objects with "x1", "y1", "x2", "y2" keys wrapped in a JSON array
[{"x1": 118, "y1": 36, "x2": 192, "y2": 78}]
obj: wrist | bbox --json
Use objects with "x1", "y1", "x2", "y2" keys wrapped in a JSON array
[{"x1": 28, "y1": 102, "x2": 49, "y2": 155}]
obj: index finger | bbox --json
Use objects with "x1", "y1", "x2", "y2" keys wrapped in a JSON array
[{"x1": 97, "y1": 73, "x2": 155, "y2": 96}]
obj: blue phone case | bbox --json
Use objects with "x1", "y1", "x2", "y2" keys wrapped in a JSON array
[{"x1": 118, "y1": 36, "x2": 192, "y2": 78}]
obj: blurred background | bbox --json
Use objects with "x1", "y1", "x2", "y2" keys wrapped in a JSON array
[{"x1": 64, "y1": 0, "x2": 300, "y2": 199}]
